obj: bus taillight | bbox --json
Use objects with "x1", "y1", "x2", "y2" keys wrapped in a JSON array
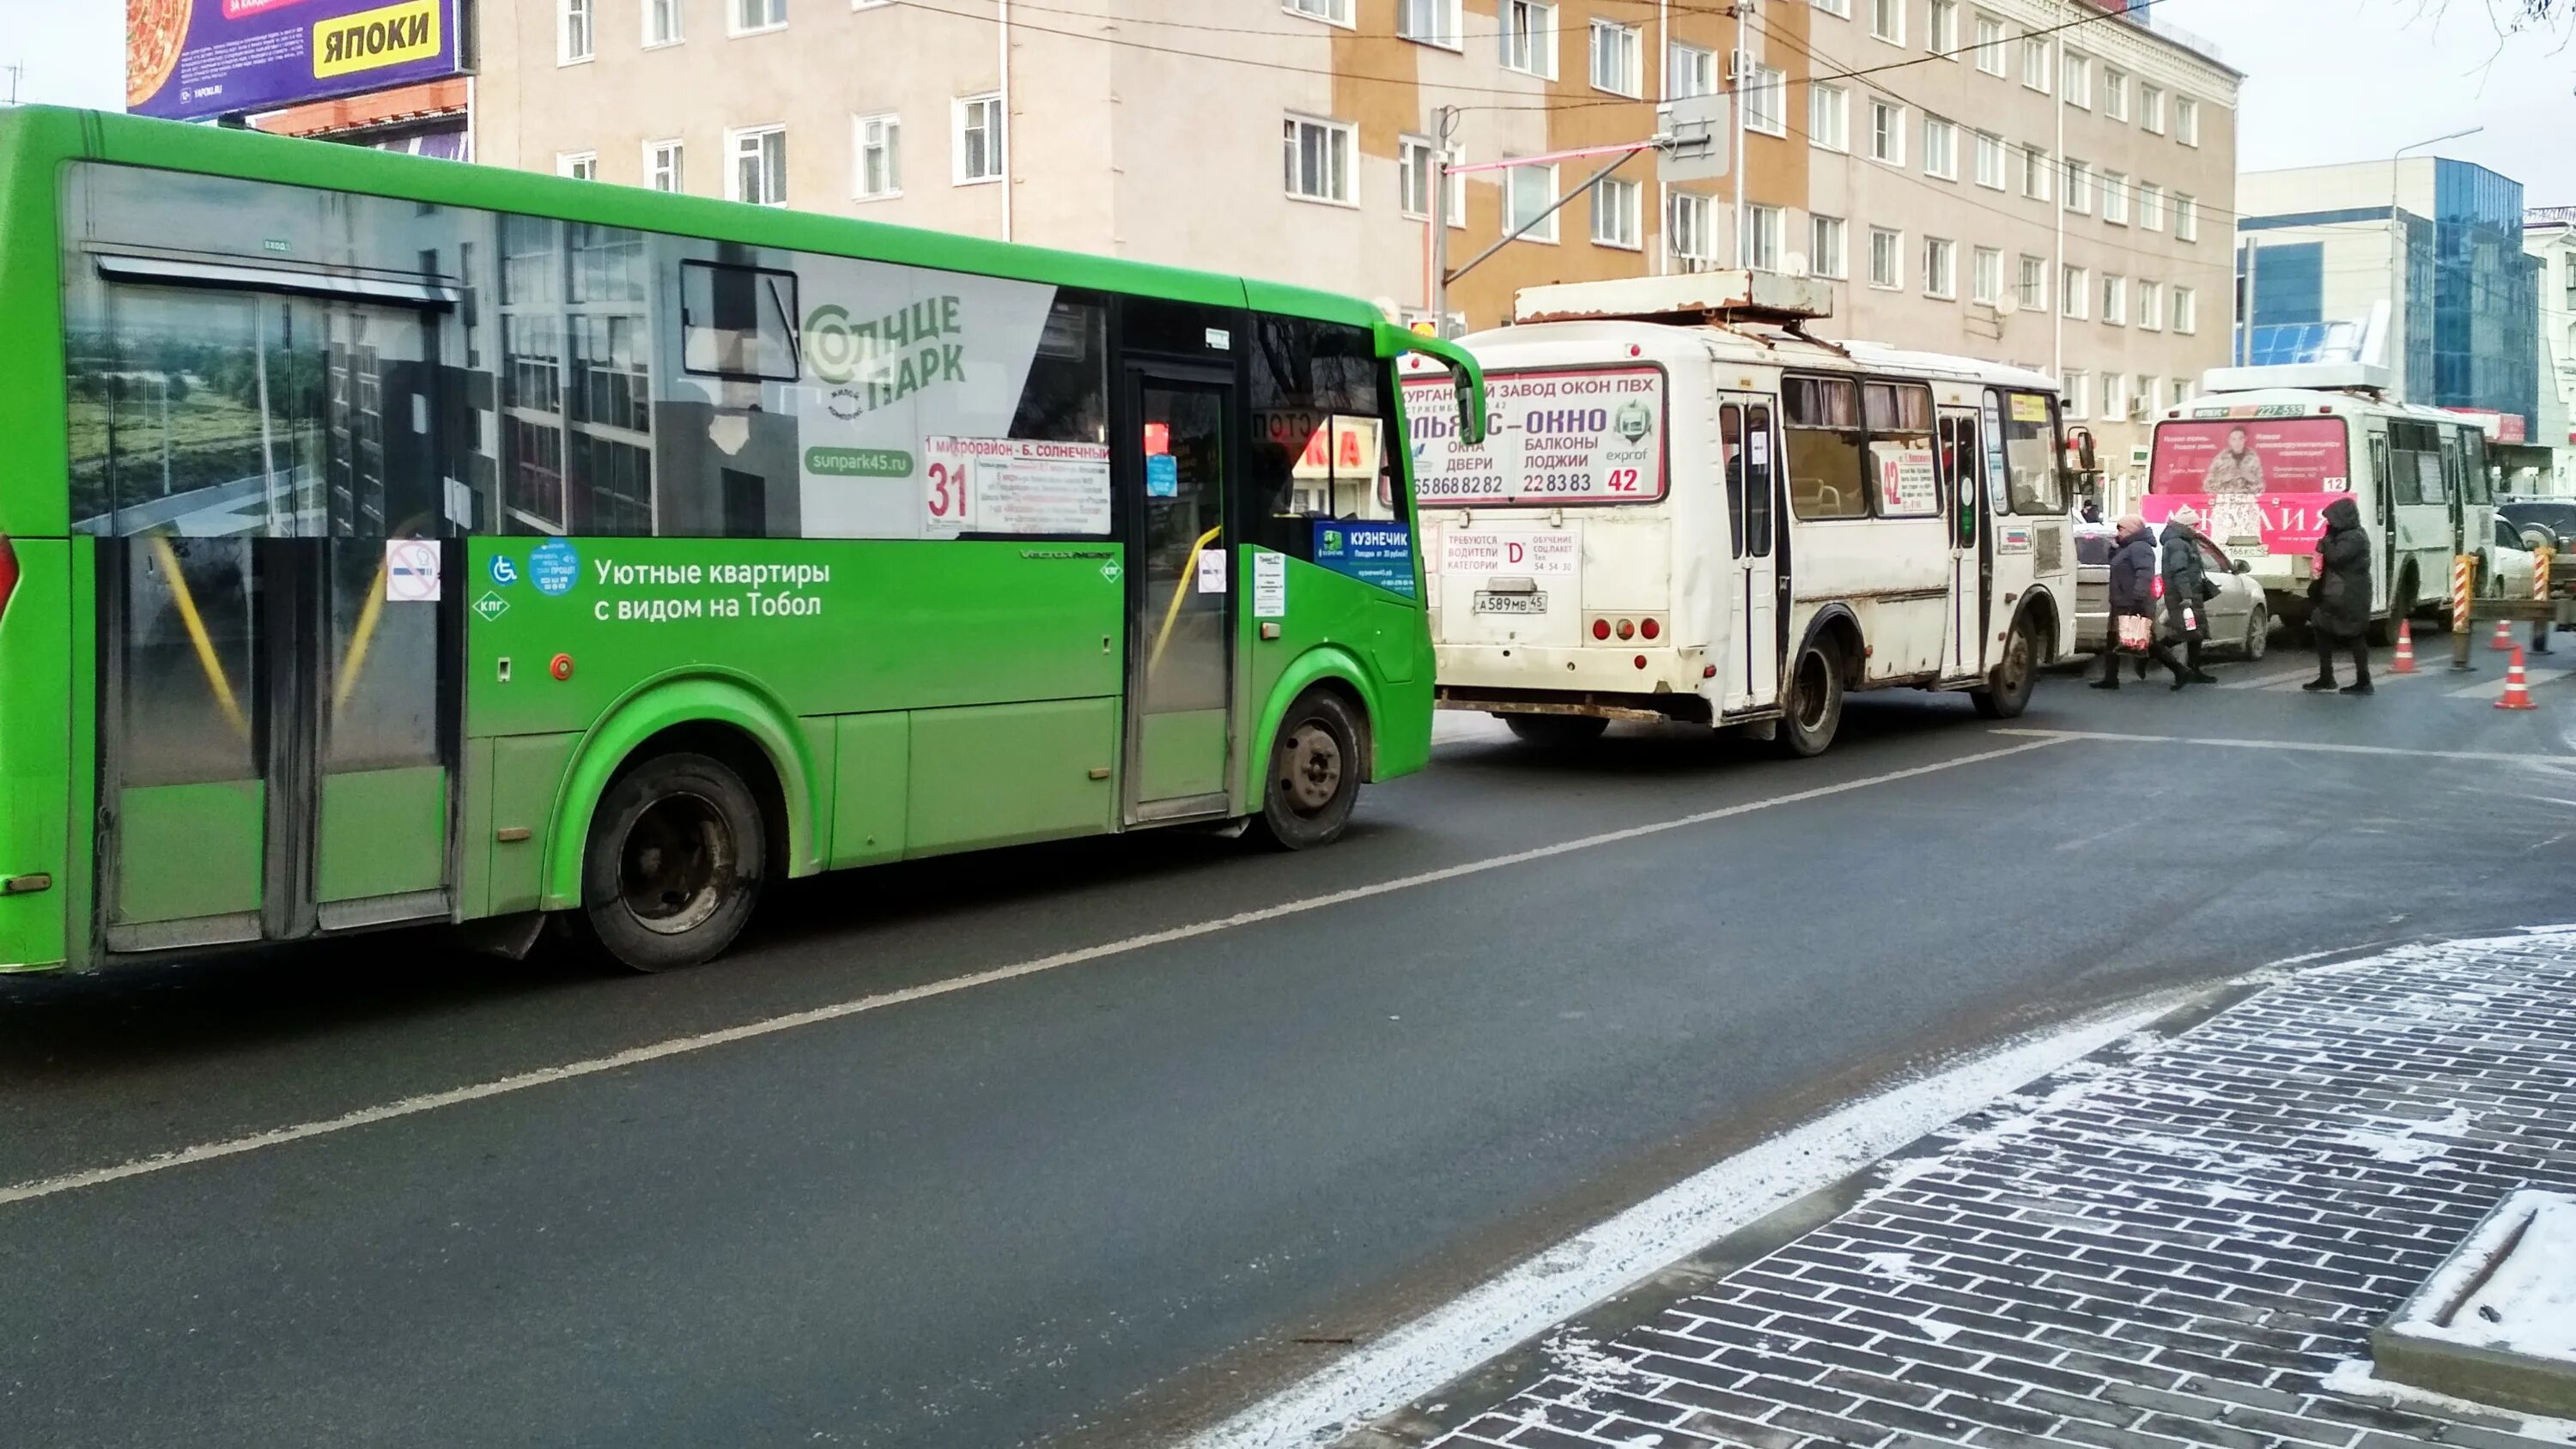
[
  {"x1": 1639, "y1": 618, "x2": 1661, "y2": 640},
  {"x1": 0, "y1": 536, "x2": 17, "y2": 623},
  {"x1": 1592, "y1": 618, "x2": 1612, "y2": 640},
  {"x1": 1616, "y1": 619, "x2": 1636, "y2": 640}
]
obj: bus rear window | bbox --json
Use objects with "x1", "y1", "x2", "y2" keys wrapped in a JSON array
[
  {"x1": 1404, "y1": 366, "x2": 1665, "y2": 506},
  {"x1": 2150, "y1": 418, "x2": 2350, "y2": 495}
]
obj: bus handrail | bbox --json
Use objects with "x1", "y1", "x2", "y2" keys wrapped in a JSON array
[{"x1": 1150, "y1": 524, "x2": 1226, "y2": 676}]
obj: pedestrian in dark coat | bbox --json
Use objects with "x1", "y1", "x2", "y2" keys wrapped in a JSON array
[
  {"x1": 2160, "y1": 506, "x2": 2221, "y2": 684},
  {"x1": 2092, "y1": 516, "x2": 2190, "y2": 690},
  {"x1": 2305, "y1": 495, "x2": 2375, "y2": 694}
]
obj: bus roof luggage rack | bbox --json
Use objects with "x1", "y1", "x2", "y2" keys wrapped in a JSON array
[
  {"x1": 2200, "y1": 361, "x2": 2393, "y2": 397},
  {"x1": 1513, "y1": 271, "x2": 1835, "y2": 327}
]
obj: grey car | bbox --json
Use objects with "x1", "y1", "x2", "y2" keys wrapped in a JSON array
[{"x1": 2075, "y1": 522, "x2": 2269, "y2": 658}]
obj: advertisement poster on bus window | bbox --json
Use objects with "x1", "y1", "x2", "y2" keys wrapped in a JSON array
[
  {"x1": 1870, "y1": 443, "x2": 1941, "y2": 518},
  {"x1": 1403, "y1": 367, "x2": 1665, "y2": 506},
  {"x1": 2143, "y1": 417, "x2": 2350, "y2": 554},
  {"x1": 129, "y1": 0, "x2": 466, "y2": 123}
]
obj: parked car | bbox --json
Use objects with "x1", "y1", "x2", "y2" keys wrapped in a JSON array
[
  {"x1": 2500, "y1": 500, "x2": 2576, "y2": 555},
  {"x1": 2489, "y1": 515, "x2": 2539, "y2": 599},
  {"x1": 2073, "y1": 522, "x2": 2269, "y2": 658}
]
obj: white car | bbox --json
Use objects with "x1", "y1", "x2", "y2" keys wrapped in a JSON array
[
  {"x1": 2074, "y1": 523, "x2": 2270, "y2": 658},
  {"x1": 2488, "y1": 515, "x2": 2539, "y2": 601}
]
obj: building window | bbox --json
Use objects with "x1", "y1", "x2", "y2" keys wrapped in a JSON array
[
  {"x1": 2172, "y1": 377, "x2": 2194, "y2": 406},
  {"x1": 2063, "y1": 371, "x2": 2090, "y2": 420},
  {"x1": 854, "y1": 112, "x2": 900, "y2": 199},
  {"x1": 2176, "y1": 97, "x2": 2200, "y2": 145},
  {"x1": 2101, "y1": 274, "x2": 2126, "y2": 325},
  {"x1": 646, "y1": 0, "x2": 682, "y2": 45},
  {"x1": 2022, "y1": 146, "x2": 2051, "y2": 203},
  {"x1": 1971, "y1": 246, "x2": 2002, "y2": 305},
  {"x1": 2138, "y1": 183, "x2": 2164, "y2": 232},
  {"x1": 2064, "y1": 159, "x2": 2091, "y2": 215},
  {"x1": 1810, "y1": 83, "x2": 1849, "y2": 152},
  {"x1": 728, "y1": 126, "x2": 786, "y2": 205},
  {"x1": 2137, "y1": 280, "x2": 2164, "y2": 331},
  {"x1": 2021, "y1": 35, "x2": 2050, "y2": 92},
  {"x1": 1868, "y1": 100, "x2": 1905, "y2": 164},
  {"x1": 957, "y1": 95, "x2": 1006, "y2": 184},
  {"x1": 1501, "y1": 1, "x2": 1557, "y2": 79},
  {"x1": 2139, "y1": 377, "x2": 2163, "y2": 415},
  {"x1": 1745, "y1": 65, "x2": 1788, "y2": 135},
  {"x1": 1814, "y1": 0, "x2": 1850, "y2": 15},
  {"x1": 1869, "y1": 226, "x2": 1902, "y2": 289},
  {"x1": 2102, "y1": 170, "x2": 2129, "y2": 225},
  {"x1": 1282, "y1": 114, "x2": 1354, "y2": 204},
  {"x1": 2102, "y1": 373, "x2": 2129, "y2": 420},
  {"x1": 2016, "y1": 254, "x2": 2046, "y2": 312},
  {"x1": 1399, "y1": 136, "x2": 1462, "y2": 222},
  {"x1": 557, "y1": 150, "x2": 598, "y2": 181},
  {"x1": 1591, "y1": 175, "x2": 1641, "y2": 248},
  {"x1": 561, "y1": 0, "x2": 593, "y2": 63},
  {"x1": 1871, "y1": 0, "x2": 1904, "y2": 44},
  {"x1": 732, "y1": 0, "x2": 785, "y2": 34},
  {"x1": 1747, "y1": 203, "x2": 1783, "y2": 271},
  {"x1": 1812, "y1": 214, "x2": 1848, "y2": 278},
  {"x1": 1929, "y1": 0, "x2": 1958, "y2": 52},
  {"x1": 1974, "y1": 15, "x2": 2005, "y2": 75},
  {"x1": 1506, "y1": 162, "x2": 1558, "y2": 242},
  {"x1": 2103, "y1": 69, "x2": 2128, "y2": 120},
  {"x1": 2063, "y1": 52, "x2": 2092, "y2": 108},
  {"x1": 646, "y1": 139, "x2": 683, "y2": 192},
  {"x1": 1923, "y1": 117, "x2": 1957, "y2": 179},
  {"x1": 1924, "y1": 237, "x2": 1956, "y2": 299},
  {"x1": 1590, "y1": 19, "x2": 1643, "y2": 95},
  {"x1": 2174, "y1": 194, "x2": 2197, "y2": 242},
  {"x1": 2173, "y1": 286, "x2": 2197, "y2": 335},
  {"x1": 1285, "y1": 0, "x2": 1354, "y2": 26},
  {"x1": 2142, "y1": 86, "x2": 2166, "y2": 133},
  {"x1": 2063, "y1": 265, "x2": 2087, "y2": 318},
  {"x1": 1669, "y1": 42, "x2": 1717, "y2": 98},
  {"x1": 1670, "y1": 192, "x2": 1713, "y2": 262},
  {"x1": 1974, "y1": 130, "x2": 2006, "y2": 189},
  {"x1": 1398, "y1": 0, "x2": 1462, "y2": 49}
]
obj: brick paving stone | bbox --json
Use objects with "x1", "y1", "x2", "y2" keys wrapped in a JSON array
[{"x1": 1406, "y1": 932, "x2": 2576, "y2": 1449}]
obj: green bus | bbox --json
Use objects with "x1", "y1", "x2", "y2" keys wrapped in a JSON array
[{"x1": 0, "y1": 108, "x2": 1485, "y2": 973}]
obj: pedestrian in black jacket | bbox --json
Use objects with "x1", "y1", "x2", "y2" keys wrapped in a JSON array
[
  {"x1": 2305, "y1": 495, "x2": 2375, "y2": 695},
  {"x1": 2093, "y1": 516, "x2": 2191, "y2": 690},
  {"x1": 2160, "y1": 506, "x2": 2221, "y2": 684}
]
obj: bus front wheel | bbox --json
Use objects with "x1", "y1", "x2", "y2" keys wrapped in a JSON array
[
  {"x1": 579, "y1": 751, "x2": 767, "y2": 972},
  {"x1": 1778, "y1": 637, "x2": 1845, "y2": 758},
  {"x1": 1253, "y1": 689, "x2": 1367, "y2": 851},
  {"x1": 1972, "y1": 617, "x2": 2039, "y2": 719}
]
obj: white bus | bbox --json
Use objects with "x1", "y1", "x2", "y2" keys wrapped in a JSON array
[
  {"x1": 2145, "y1": 364, "x2": 2498, "y2": 642},
  {"x1": 1400, "y1": 275, "x2": 2086, "y2": 757}
]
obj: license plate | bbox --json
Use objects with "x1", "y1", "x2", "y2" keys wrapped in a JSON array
[{"x1": 1473, "y1": 591, "x2": 1548, "y2": 615}]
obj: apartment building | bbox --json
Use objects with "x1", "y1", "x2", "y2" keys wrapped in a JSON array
[{"x1": 477, "y1": 1, "x2": 2232, "y2": 478}]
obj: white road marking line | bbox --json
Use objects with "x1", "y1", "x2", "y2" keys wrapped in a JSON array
[
  {"x1": 0, "y1": 737, "x2": 2072, "y2": 1211},
  {"x1": 2223, "y1": 665, "x2": 2335, "y2": 691},
  {"x1": 1997, "y1": 728, "x2": 2576, "y2": 767},
  {"x1": 1185, "y1": 995, "x2": 2191, "y2": 1449},
  {"x1": 2446, "y1": 667, "x2": 2573, "y2": 700}
]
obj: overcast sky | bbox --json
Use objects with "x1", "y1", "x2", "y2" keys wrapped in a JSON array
[{"x1": 4, "y1": 0, "x2": 2573, "y2": 202}]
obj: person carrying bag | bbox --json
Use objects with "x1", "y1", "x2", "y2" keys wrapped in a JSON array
[
  {"x1": 2159, "y1": 506, "x2": 2222, "y2": 685},
  {"x1": 2093, "y1": 516, "x2": 2192, "y2": 691}
]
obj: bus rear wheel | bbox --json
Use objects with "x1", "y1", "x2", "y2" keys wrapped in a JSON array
[
  {"x1": 1778, "y1": 637, "x2": 1844, "y2": 758},
  {"x1": 1252, "y1": 689, "x2": 1366, "y2": 851},
  {"x1": 1503, "y1": 713, "x2": 1609, "y2": 749},
  {"x1": 1972, "y1": 616, "x2": 2039, "y2": 719},
  {"x1": 2370, "y1": 573, "x2": 2416, "y2": 647},
  {"x1": 579, "y1": 751, "x2": 766, "y2": 972}
]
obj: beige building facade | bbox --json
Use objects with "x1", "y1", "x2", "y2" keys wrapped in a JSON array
[{"x1": 477, "y1": 0, "x2": 2234, "y2": 488}]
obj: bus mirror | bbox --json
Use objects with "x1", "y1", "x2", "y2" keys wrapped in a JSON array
[
  {"x1": 1392, "y1": 326, "x2": 1489, "y2": 447},
  {"x1": 2070, "y1": 428, "x2": 2099, "y2": 475}
]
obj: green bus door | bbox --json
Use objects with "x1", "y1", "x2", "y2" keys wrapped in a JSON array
[
  {"x1": 1124, "y1": 367, "x2": 1237, "y2": 824},
  {"x1": 97, "y1": 297, "x2": 456, "y2": 955}
]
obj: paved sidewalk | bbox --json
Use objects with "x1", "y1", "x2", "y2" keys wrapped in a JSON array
[{"x1": 1374, "y1": 931, "x2": 2576, "y2": 1449}]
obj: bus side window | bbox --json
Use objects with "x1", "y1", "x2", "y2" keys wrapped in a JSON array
[
  {"x1": 1744, "y1": 404, "x2": 1776, "y2": 557},
  {"x1": 1721, "y1": 404, "x2": 1747, "y2": 559},
  {"x1": 1783, "y1": 376, "x2": 1867, "y2": 520},
  {"x1": 2368, "y1": 433, "x2": 2392, "y2": 507}
]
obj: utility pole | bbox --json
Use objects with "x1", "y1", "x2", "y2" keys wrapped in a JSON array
[{"x1": 2, "y1": 63, "x2": 23, "y2": 107}]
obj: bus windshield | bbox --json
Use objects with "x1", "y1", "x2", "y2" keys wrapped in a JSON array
[{"x1": 1404, "y1": 366, "x2": 1665, "y2": 506}]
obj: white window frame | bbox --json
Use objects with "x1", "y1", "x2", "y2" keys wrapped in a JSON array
[
  {"x1": 1870, "y1": 0, "x2": 1904, "y2": 45},
  {"x1": 1973, "y1": 130, "x2": 2006, "y2": 190},
  {"x1": 1923, "y1": 117, "x2": 1957, "y2": 179},
  {"x1": 2102, "y1": 69, "x2": 2128, "y2": 121},
  {"x1": 854, "y1": 112, "x2": 901, "y2": 200},
  {"x1": 1589, "y1": 18, "x2": 1643, "y2": 96},
  {"x1": 2101, "y1": 274, "x2": 2127, "y2": 326},
  {"x1": 2142, "y1": 85, "x2": 2166, "y2": 134},
  {"x1": 1397, "y1": 0, "x2": 1463, "y2": 50},
  {"x1": 1500, "y1": 1, "x2": 1558, "y2": 80},
  {"x1": 2064, "y1": 159, "x2": 2091, "y2": 215},
  {"x1": 956, "y1": 94, "x2": 1007, "y2": 185},
  {"x1": 2022, "y1": 145, "x2": 2051, "y2": 203},
  {"x1": 1744, "y1": 65, "x2": 1789, "y2": 136},
  {"x1": 2021, "y1": 35, "x2": 2050, "y2": 93},
  {"x1": 2016, "y1": 254, "x2": 2047, "y2": 312},
  {"x1": 2063, "y1": 52, "x2": 2092, "y2": 108},
  {"x1": 2173, "y1": 286, "x2": 2197, "y2": 335},
  {"x1": 1281, "y1": 112, "x2": 1356, "y2": 206},
  {"x1": 1399, "y1": 135, "x2": 1464, "y2": 225},
  {"x1": 1929, "y1": 0, "x2": 1959, "y2": 54},
  {"x1": 732, "y1": 0, "x2": 787, "y2": 37},
  {"x1": 2101, "y1": 169, "x2": 2129, "y2": 225},
  {"x1": 1809, "y1": 82, "x2": 1850, "y2": 153},
  {"x1": 1971, "y1": 246, "x2": 2002, "y2": 306},
  {"x1": 1814, "y1": 0, "x2": 1851, "y2": 15},
  {"x1": 2174, "y1": 194, "x2": 2198, "y2": 243},
  {"x1": 1668, "y1": 41, "x2": 1717, "y2": 99},
  {"x1": 1505, "y1": 161, "x2": 1560, "y2": 244},
  {"x1": 2062, "y1": 265, "x2": 2088, "y2": 318},
  {"x1": 2172, "y1": 378, "x2": 2195, "y2": 406},
  {"x1": 1973, "y1": 15, "x2": 2005, "y2": 75},
  {"x1": 560, "y1": 0, "x2": 594, "y2": 64},
  {"x1": 1868, "y1": 99, "x2": 1905, "y2": 166},
  {"x1": 644, "y1": 0, "x2": 683, "y2": 46},
  {"x1": 557, "y1": 149, "x2": 598, "y2": 181},
  {"x1": 726, "y1": 125, "x2": 787, "y2": 205},
  {"x1": 1811, "y1": 214, "x2": 1848, "y2": 279},
  {"x1": 1868, "y1": 226, "x2": 1902, "y2": 290},
  {"x1": 2177, "y1": 97, "x2": 2200, "y2": 146},
  {"x1": 1747, "y1": 203, "x2": 1784, "y2": 272},
  {"x1": 1591, "y1": 175, "x2": 1642, "y2": 250},
  {"x1": 1669, "y1": 191, "x2": 1715, "y2": 264},
  {"x1": 1283, "y1": 0, "x2": 1355, "y2": 28},
  {"x1": 644, "y1": 138, "x2": 683, "y2": 192},
  {"x1": 2138, "y1": 182, "x2": 2164, "y2": 233},
  {"x1": 2137, "y1": 280, "x2": 2164, "y2": 332},
  {"x1": 1924, "y1": 236, "x2": 1957, "y2": 300},
  {"x1": 2063, "y1": 371, "x2": 2090, "y2": 421}
]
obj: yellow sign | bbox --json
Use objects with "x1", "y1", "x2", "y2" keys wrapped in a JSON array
[
  {"x1": 313, "y1": 0, "x2": 443, "y2": 79},
  {"x1": 2009, "y1": 392, "x2": 2050, "y2": 424}
]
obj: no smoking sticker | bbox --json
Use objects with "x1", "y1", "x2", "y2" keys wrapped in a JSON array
[{"x1": 386, "y1": 539, "x2": 442, "y2": 603}]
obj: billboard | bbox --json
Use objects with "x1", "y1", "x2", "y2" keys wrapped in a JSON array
[
  {"x1": 2144, "y1": 418, "x2": 2352, "y2": 555},
  {"x1": 129, "y1": 0, "x2": 462, "y2": 123}
]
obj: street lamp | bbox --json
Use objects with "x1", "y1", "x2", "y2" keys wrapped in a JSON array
[{"x1": 2389, "y1": 127, "x2": 2484, "y2": 391}]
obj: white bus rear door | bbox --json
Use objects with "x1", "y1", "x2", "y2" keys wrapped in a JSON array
[
  {"x1": 1719, "y1": 396, "x2": 1783, "y2": 708},
  {"x1": 1937, "y1": 409, "x2": 1990, "y2": 681}
]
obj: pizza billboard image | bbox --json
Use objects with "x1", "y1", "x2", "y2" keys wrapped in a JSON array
[{"x1": 130, "y1": 0, "x2": 462, "y2": 123}]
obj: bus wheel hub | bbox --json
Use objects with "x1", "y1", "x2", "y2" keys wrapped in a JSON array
[
  {"x1": 1283, "y1": 724, "x2": 1343, "y2": 811},
  {"x1": 620, "y1": 793, "x2": 732, "y2": 936}
]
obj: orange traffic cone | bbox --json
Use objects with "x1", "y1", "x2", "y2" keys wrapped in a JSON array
[
  {"x1": 2493, "y1": 619, "x2": 2516, "y2": 651},
  {"x1": 2391, "y1": 619, "x2": 2418, "y2": 674},
  {"x1": 2498, "y1": 646, "x2": 2538, "y2": 711}
]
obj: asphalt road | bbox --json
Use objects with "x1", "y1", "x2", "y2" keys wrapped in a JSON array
[{"x1": 4, "y1": 641, "x2": 2573, "y2": 1449}]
